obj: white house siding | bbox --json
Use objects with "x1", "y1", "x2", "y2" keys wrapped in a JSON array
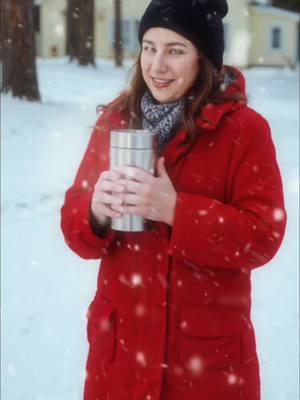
[
  {"x1": 96, "y1": 0, "x2": 250, "y2": 65},
  {"x1": 37, "y1": 0, "x2": 299, "y2": 69},
  {"x1": 39, "y1": 0, "x2": 67, "y2": 57},
  {"x1": 95, "y1": 0, "x2": 149, "y2": 60},
  {"x1": 249, "y1": 6, "x2": 300, "y2": 68},
  {"x1": 223, "y1": 0, "x2": 251, "y2": 68}
]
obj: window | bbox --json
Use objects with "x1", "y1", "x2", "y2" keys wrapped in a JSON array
[
  {"x1": 109, "y1": 18, "x2": 139, "y2": 52},
  {"x1": 271, "y1": 27, "x2": 282, "y2": 49}
]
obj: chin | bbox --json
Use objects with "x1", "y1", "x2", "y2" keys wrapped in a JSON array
[{"x1": 150, "y1": 89, "x2": 177, "y2": 104}]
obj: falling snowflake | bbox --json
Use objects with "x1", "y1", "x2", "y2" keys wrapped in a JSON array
[
  {"x1": 160, "y1": 363, "x2": 168, "y2": 369},
  {"x1": 135, "y1": 303, "x2": 146, "y2": 317},
  {"x1": 136, "y1": 351, "x2": 147, "y2": 367},
  {"x1": 81, "y1": 180, "x2": 89, "y2": 189},
  {"x1": 180, "y1": 320, "x2": 187, "y2": 330},
  {"x1": 272, "y1": 231, "x2": 281, "y2": 239},
  {"x1": 54, "y1": 24, "x2": 64, "y2": 36},
  {"x1": 100, "y1": 317, "x2": 111, "y2": 331},
  {"x1": 228, "y1": 373, "x2": 238, "y2": 385},
  {"x1": 131, "y1": 274, "x2": 142, "y2": 286},
  {"x1": 188, "y1": 356, "x2": 203, "y2": 375},
  {"x1": 273, "y1": 208, "x2": 285, "y2": 221},
  {"x1": 134, "y1": 244, "x2": 140, "y2": 252},
  {"x1": 244, "y1": 242, "x2": 252, "y2": 253},
  {"x1": 218, "y1": 217, "x2": 224, "y2": 224},
  {"x1": 198, "y1": 209, "x2": 208, "y2": 216}
]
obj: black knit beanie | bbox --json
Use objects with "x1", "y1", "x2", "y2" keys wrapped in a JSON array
[{"x1": 138, "y1": 0, "x2": 228, "y2": 70}]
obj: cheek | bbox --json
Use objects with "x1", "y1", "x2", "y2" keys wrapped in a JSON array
[
  {"x1": 180, "y1": 62, "x2": 199, "y2": 87},
  {"x1": 140, "y1": 55, "x2": 151, "y2": 71}
]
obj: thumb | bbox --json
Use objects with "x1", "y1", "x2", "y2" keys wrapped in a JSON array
[{"x1": 156, "y1": 157, "x2": 167, "y2": 178}]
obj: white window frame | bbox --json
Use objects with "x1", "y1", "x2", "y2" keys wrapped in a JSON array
[
  {"x1": 269, "y1": 25, "x2": 284, "y2": 52},
  {"x1": 108, "y1": 17, "x2": 140, "y2": 52}
]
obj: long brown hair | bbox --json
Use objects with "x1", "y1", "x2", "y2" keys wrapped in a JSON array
[{"x1": 99, "y1": 50, "x2": 246, "y2": 143}]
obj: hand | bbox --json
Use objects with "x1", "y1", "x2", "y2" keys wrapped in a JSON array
[
  {"x1": 91, "y1": 169, "x2": 125, "y2": 225},
  {"x1": 111, "y1": 158, "x2": 177, "y2": 226}
]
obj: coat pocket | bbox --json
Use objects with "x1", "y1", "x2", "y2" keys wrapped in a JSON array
[
  {"x1": 179, "y1": 305, "x2": 244, "y2": 372},
  {"x1": 86, "y1": 296, "x2": 116, "y2": 366}
]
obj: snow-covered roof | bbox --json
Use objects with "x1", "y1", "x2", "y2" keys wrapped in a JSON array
[{"x1": 250, "y1": 5, "x2": 300, "y2": 22}]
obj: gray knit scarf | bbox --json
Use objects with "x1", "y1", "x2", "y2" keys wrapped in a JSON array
[{"x1": 141, "y1": 91, "x2": 185, "y2": 152}]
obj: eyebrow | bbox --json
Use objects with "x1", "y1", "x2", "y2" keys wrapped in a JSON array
[{"x1": 142, "y1": 40, "x2": 188, "y2": 48}]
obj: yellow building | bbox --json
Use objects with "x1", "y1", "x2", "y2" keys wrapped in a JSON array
[
  {"x1": 249, "y1": 4, "x2": 299, "y2": 68},
  {"x1": 35, "y1": 0, "x2": 300, "y2": 68}
]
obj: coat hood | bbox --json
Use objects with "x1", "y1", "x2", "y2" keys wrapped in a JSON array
[{"x1": 195, "y1": 65, "x2": 247, "y2": 131}]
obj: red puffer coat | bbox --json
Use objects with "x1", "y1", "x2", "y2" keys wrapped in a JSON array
[{"x1": 61, "y1": 67, "x2": 286, "y2": 400}]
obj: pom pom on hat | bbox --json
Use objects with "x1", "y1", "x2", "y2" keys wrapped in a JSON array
[{"x1": 138, "y1": 0, "x2": 228, "y2": 70}]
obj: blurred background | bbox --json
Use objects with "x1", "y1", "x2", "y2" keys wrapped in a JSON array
[{"x1": 1, "y1": 1, "x2": 299, "y2": 399}]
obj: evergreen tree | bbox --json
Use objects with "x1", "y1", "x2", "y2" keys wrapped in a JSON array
[
  {"x1": 1, "y1": 0, "x2": 40, "y2": 101},
  {"x1": 66, "y1": 0, "x2": 95, "y2": 66},
  {"x1": 114, "y1": 0, "x2": 123, "y2": 67}
]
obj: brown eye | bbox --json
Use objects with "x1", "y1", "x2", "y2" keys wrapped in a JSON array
[
  {"x1": 142, "y1": 46, "x2": 156, "y2": 53},
  {"x1": 169, "y1": 48, "x2": 185, "y2": 55}
]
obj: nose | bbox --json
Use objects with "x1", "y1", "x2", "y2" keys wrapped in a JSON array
[{"x1": 151, "y1": 52, "x2": 168, "y2": 74}]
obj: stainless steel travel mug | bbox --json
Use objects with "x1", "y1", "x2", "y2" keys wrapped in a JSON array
[{"x1": 110, "y1": 129, "x2": 158, "y2": 232}]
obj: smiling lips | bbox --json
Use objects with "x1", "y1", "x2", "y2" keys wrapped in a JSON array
[{"x1": 152, "y1": 77, "x2": 175, "y2": 88}]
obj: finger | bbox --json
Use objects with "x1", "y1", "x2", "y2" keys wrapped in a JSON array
[
  {"x1": 113, "y1": 166, "x2": 152, "y2": 183},
  {"x1": 117, "y1": 193, "x2": 140, "y2": 206},
  {"x1": 97, "y1": 204, "x2": 123, "y2": 219},
  {"x1": 94, "y1": 192, "x2": 123, "y2": 206},
  {"x1": 156, "y1": 157, "x2": 167, "y2": 178},
  {"x1": 98, "y1": 180, "x2": 124, "y2": 193},
  {"x1": 111, "y1": 204, "x2": 139, "y2": 215},
  {"x1": 114, "y1": 179, "x2": 140, "y2": 193},
  {"x1": 100, "y1": 169, "x2": 124, "y2": 183}
]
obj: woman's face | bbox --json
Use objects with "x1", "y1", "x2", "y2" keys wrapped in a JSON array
[{"x1": 141, "y1": 28, "x2": 200, "y2": 104}]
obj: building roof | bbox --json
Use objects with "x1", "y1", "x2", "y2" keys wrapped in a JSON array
[{"x1": 250, "y1": 5, "x2": 300, "y2": 21}]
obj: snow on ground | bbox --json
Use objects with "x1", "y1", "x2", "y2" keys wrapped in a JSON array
[{"x1": 1, "y1": 58, "x2": 299, "y2": 400}]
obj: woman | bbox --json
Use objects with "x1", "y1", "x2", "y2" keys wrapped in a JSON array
[{"x1": 61, "y1": 1, "x2": 287, "y2": 399}]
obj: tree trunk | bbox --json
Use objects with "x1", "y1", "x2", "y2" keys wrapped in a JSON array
[
  {"x1": 66, "y1": 0, "x2": 95, "y2": 66},
  {"x1": 78, "y1": 0, "x2": 95, "y2": 65},
  {"x1": 1, "y1": 0, "x2": 40, "y2": 101},
  {"x1": 66, "y1": 0, "x2": 80, "y2": 60},
  {"x1": 114, "y1": 0, "x2": 123, "y2": 67}
]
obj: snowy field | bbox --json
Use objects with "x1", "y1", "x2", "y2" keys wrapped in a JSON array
[{"x1": 1, "y1": 58, "x2": 299, "y2": 400}]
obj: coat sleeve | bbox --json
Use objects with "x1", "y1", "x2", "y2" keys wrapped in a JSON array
[
  {"x1": 168, "y1": 115, "x2": 287, "y2": 271},
  {"x1": 60, "y1": 115, "x2": 117, "y2": 260}
]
